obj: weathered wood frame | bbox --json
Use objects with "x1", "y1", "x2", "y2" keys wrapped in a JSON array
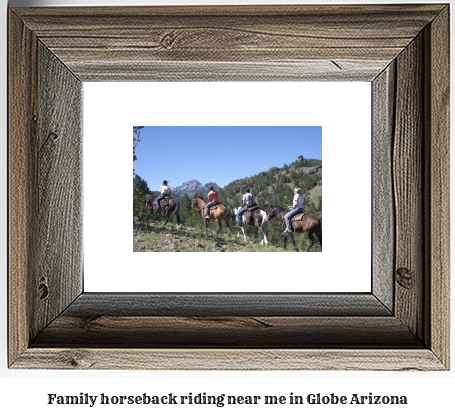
[{"x1": 8, "y1": 5, "x2": 449, "y2": 370}]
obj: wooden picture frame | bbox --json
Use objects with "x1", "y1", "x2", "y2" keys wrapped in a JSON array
[{"x1": 8, "y1": 4, "x2": 449, "y2": 370}]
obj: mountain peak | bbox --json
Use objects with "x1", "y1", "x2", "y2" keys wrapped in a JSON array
[{"x1": 171, "y1": 180, "x2": 220, "y2": 197}]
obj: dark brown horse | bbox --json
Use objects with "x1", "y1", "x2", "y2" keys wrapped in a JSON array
[
  {"x1": 267, "y1": 205, "x2": 322, "y2": 252},
  {"x1": 192, "y1": 196, "x2": 231, "y2": 234},
  {"x1": 231, "y1": 206, "x2": 268, "y2": 245},
  {"x1": 146, "y1": 195, "x2": 181, "y2": 228}
]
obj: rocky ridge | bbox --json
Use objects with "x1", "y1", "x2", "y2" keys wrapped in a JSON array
[{"x1": 171, "y1": 179, "x2": 221, "y2": 197}]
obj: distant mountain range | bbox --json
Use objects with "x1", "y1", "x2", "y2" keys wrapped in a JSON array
[{"x1": 171, "y1": 179, "x2": 221, "y2": 198}]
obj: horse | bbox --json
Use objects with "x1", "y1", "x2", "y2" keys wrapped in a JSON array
[
  {"x1": 192, "y1": 195, "x2": 231, "y2": 234},
  {"x1": 146, "y1": 195, "x2": 181, "y2": 228},
  {"x1": 267, "y1": 205, "x2": 322, "y2": 252},
  {"x1": 231, "y1": 206, "x2": 268, "y2": 245}
]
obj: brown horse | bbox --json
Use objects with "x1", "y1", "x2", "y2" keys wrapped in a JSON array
[
  {"x1": 146, "y1": 195, "x2": 181, "y2": 228},
  {"x1": 267, "y1": 205, "x2": 322, "y2": 252},
  {"x1": 192, "y1": 196, "x2": 230, "y2": 234}
]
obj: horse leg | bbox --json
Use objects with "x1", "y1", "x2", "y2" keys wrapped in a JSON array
[
  {"x1": 162, "y1": 215, "x2": 170, "y2": 228},
  {"x1": 262, "y1": 229, "x2": 268, "y2": 245},
  {"x1": 317, "y1": 219, "x2": 322, "y2": 247},
  {"x1": 260, "y1": 216, "x2": 268, "y2": 245},
  {"x1": 240, "y1": 226, "x2": 247, "y2": 241},
  {"x1": 225, "y1": 218, "x2": 231, "y2": 235},
  {"x1": 306, "y1": 231, "x2": 315, "y2": 252},
  {"x1": 258, "y1": 223, "x2": 267, "y2": 245},
  {"x1": 283, "y1": 234, "x2": 288, "y2": 250},
  {"x1": 216, "y1": 217, "x2": 222, "y2": 234},
  {"x1": 290, "y1": 232, "x2": 299, "y2": 252}
]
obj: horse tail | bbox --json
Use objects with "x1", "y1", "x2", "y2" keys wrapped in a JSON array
[
  {"x1": 260, "y1": 209, "x2": 268, "y2": 232},
  {"x1": 169, "y1": 201, "x2": 180, "y2": 221}
]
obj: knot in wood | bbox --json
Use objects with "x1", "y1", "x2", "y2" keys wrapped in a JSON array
[
  {"x1": 48, "y1": 131, "x2": 59, "y2": 142},
  {"x1": 396, "y1": 267, "x2": 414, "y2": 289},
  {"x1": 160, "y1": 31, "x2": 179, "y2": 49},
  {"x1": 60, "y1": 350, "x2": 94, "y2": 369},
  {"x1": 38, "y1": 281, "x2": 49, "y2": 300}
]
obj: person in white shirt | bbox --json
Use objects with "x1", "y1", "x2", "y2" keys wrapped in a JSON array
[
  {"x1": 155, "y1": 180, "x2": 172, "y2": 212},
  {"x1": 284, "y1": 187, "x2": 304, "y2": 233},
  {"x1": 236, "y1": 187, "x2": 256, "y2": 228}
]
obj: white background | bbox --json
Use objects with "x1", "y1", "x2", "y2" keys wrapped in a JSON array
[
  {"x1": 84, "y1": 82, "x2": 371, "y2": 293},
  {"x1": 1, "y1": 0, "x2": 454, "y2": 414}
]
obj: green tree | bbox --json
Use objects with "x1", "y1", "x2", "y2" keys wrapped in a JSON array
[
  {"x1": 133, "y1": 126, "x2": 144, "y2": 177},
  {"x1": 181, "y1": 192, "x2": 192, "y2": 213},
  {"x1": 133, "y1": 126, "x2": 144, "y2": 162},
  {"x1": 133, "y1": 174, "x2": 151, "y2": 194}
]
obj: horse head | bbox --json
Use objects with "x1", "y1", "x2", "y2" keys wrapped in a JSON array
[
  {"x1": 267, "y1": 206, "x2": 277, "y2": 221},
  {"x1": 191, "y1": 197, "x2": 199, "y2": 208},
  {"x1": 146, "y1": 198, "x2": 154, "y2": 210}
]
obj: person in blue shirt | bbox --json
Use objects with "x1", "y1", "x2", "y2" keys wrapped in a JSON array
[{"x1": 284, "y1": 187, "x2": 304, "y2": 233}]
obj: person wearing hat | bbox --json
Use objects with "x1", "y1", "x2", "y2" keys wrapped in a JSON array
[
  {"x1": 205, "y1": 185, "x2": 219, "y2": 219},
  {"x1": 155, "y1": 180, "x2": 172, "y2": 212},
  {"x1": 284, "y1": 187, "x2": 303, "y2": 233}
]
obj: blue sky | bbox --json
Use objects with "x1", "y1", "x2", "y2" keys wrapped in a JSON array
[{"x1": 134, "y1": 126, "x2": 322, "y2": 190}]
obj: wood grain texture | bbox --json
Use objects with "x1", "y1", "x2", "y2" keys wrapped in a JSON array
[
  {"x1": 425, "y1": 6, "x2": 450, "y2": 368},
  {"x1": 70, "y1": 60, "x2": 389, "y2": 82},
  {"x1": 62, "y1": 293, "x2": 391, "y2": 317},
  {"x1": 34, "y1": 43, "x2": 83, "y2": 338},
  {"x1": 31, "y1": 316, "x2": 421, "y2": 348},
  {"x1": 393, "y1": 34, "x2": 424, "y2": 340},
  {"x1": 13, "y1": 349, "x2": 445, "y2": 371},
  {"x1": 8, "y1": 4, "x2": 450, "y2": 370},
  {"x1": 8, "y1": 11, "x2": 39, "y2": 366},
  {"x1": 372, "y1": 63, "x2": 395, "y2": 312},
  {"x1": 9, "y1": 11, "x2": 84, "y2": 365},
  {"x1": 11, "y1": 5, "x2": 444, "y2": 81}
]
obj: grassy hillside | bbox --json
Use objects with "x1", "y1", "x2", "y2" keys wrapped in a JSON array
[
  {"x1": 133, "y1": 218, "x2": 321, "y2": 252},
  {"x1": 218, "y1": 157, "x2": 322, "y2": 215}
]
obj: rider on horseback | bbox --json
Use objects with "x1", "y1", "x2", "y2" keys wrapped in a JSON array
[
  {"x1": 236, "y1": 187, "x2": 256, "y2": 228},
  {"x1": 284, "y1": 187, "x2": 303, "y2": 233},
  {"x1": 205, "y1": 185, "x2": 219, "y2": 219},
  {"x1": 155, "y1": 180, "x2": 172, "y2": 213}
]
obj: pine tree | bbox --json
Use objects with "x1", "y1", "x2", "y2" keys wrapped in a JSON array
[
  {"x1": 133, "y1": 174, "x2": 151, "y2": 194},
  {"x1": 181, "y1": 192, "x2": 192, "y2": 212}
]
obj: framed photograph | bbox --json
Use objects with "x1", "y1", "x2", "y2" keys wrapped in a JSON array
[{"x1": 9, "y1": 4, "x2": 449, "y2": 370}]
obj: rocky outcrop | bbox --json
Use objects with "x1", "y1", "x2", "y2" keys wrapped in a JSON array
[{"x1": 309, "y1": 165, "x2": 322, "y2": 175}]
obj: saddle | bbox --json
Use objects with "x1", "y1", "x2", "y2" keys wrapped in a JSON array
[
  {"x1": 280, "y1": 212, "x2": 307, "y2": 229},
  {"x1": 209, "y1": 201, "x2": 221, "y2": 211},
  {"x1": 243, "y1": 204, "x2": 260, "y2": 226},
  {"x1": 159, "y1": 195, "x2": 173, "y2": 211},
  {"x1": 291, "y1": 212, "x2": 307, "y2": 222}
]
